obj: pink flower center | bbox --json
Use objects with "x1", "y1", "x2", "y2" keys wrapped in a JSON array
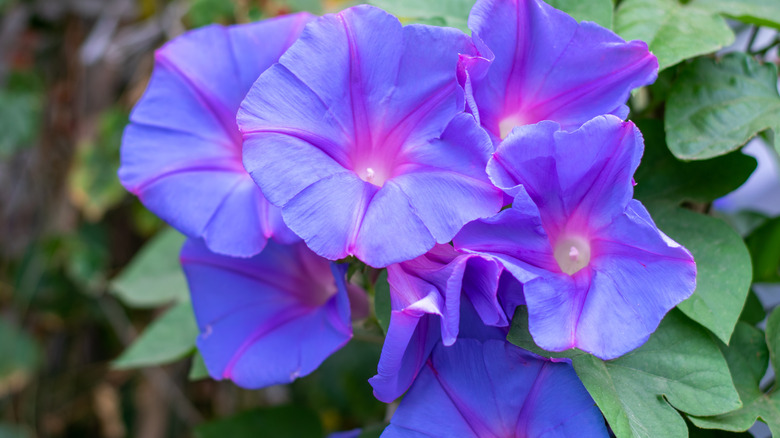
[
  {"x1": 352, "y1": 143, "x2": 403, "y2": 187},
  {"x1": 554, "y1": 235, "x2": 591, "y2": 276},
  {"x1": 357, "y1": 165, "x2": 391, "y2": 187}
]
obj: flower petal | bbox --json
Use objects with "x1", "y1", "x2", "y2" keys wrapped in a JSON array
[
  {"x1": 489, "y1": 116, "x2": 643, "y2": 234},
  {"x1": 370, "y1": 309, "x2": 441, "y2": 403},
  {"x1": 200, "y1": 178, "x2": 293, "y2": 256},
  {"x1": 130, "y1": 167, "x2": 243, "y2": 237},
  {"x1": 392, "y1": 114, "x2": 504, "y2": 243},
  {"x1": 577, "y1": 200, "x2": 696, "y2": 359},
  {"x1": 487, "y1": 120, "x2": 562, "y2": 200},
  {"x1": 180, "y1": 239, "x2": 352, "y2": 388},
  {"x1": 496, "y1": 271, "x2": 525, "y2": 320},
  {"x1": 454, "y1": 187, "x2": 557, "y2": 281},
  {"x1": 120, "y1": 15, "x2": 312, "y2": 257},
  {"x1": 283, "y1": 172, "x2": 376, "y2": 261},
  {"x1": 239, "y1": 6, "x2": 496, "y2": 266},
  {"x1": 353, "y1": 182, "x2": 436, "y2": 267},
  {"x1": 384, "y1": 339, "x2": 607, "y2": 438},
  {"x1": 370, "y1": 245, "x2": 505, "y2": 402},
  {"x1": 458, "y1": 256, "x2": 508, "y2": 328},
  {"x1": 466, "y1": 0, "x2": 657, "y2": 140},
  {"x1": 522, "y1": 200, "x2": 696, "y2": 359},
  {"x1": 522, "y1": 273, "x2": 589, "y2": 353}
]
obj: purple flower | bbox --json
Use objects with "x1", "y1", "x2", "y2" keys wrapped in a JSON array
[
  {"x1": 180, "y1": 239, "x2": 365, "y2": 388},
  {"x1": 382, "y1": 337, "x2": 608, "y2": 437},
  {"x1": 120, "y1": 15, "x2": 312, "y2": 257},
  {"x1": 369, "y1": 244, "x2": 507, "y2": 402},
  {"x1": 238, "y1": 5, "x2": 503, "y2": 268},
  {"x1": 455, "y1": 116, "x2": 697, "y2": 359},
  {"x1": 462, "y1": 0, "x2": 658, "y2": 142}
]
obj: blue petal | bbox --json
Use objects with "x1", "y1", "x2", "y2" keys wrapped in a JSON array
[
  {"x1": 577, "y1": 200, "x2": 696, "y2": 359},
  {"x1": 239, "y1": 6, "x2": 499, "y2": 267},
  {"x1": 489, "y1": 116, "x2": 643, "y2": 235},
  {"x1": 465, "y1": 0, "x2": 657, "y2": 140},
  {"x1": 384, "y1": 339, "x2": 608, "y2": 437},
  {"x1": 180, "y1": 239, "x2": 351, "y2": 388},
  {"x1": 454, "y1": 187, "x2": 556, "y2": 282},
  {"x1": 391, "y1": 114, "x2": 503, "y2": 243},
  {"x1": 369, "y1": 245, "x2": 505, "y2": 402},
  {"x1": 120, "y1": 15, "x2": 311, "y2": 257}
]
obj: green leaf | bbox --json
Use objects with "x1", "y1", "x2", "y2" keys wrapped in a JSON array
[
  {"x1": 614, "y1": 0, "x2": 733, "y2": 71},
  {"x1": 745, "y1": 217, "x2": 780, "y2": 282},
  {"x1": 692, "y1": 0, "x2": 780, "y2": 30},
  {"x1": 665, "y1": 53, "x2": 780, "y2": 160},
  {"x1": 739, "y1": 290, "x2": 765, "y2": 325},
  {"x1": 688, "y1": 421, "x2": 753, "y2": 437},
  {"x1": 689, "y1": 316, "x2": 780, "y2": 435},
  {"x1": 649, "y1": 206, "x2": 752, "y2": 344},
  {"x1": 61, "y1": 224, "x2": 111, "y2": 294},
  {"x1": 633, "y1": 119, "x2": 757, "y2": 205},
  {"x1": 374, "y1": 270, "x2": 391, "y2": 335},
  {"x1": 547, "y1": 0, "x2": 614, "y2": 28},
  {"x1": 510, "y1": 308, "x2": 741, "y2": 438},
  {"x1": 767, "y1": 306, "x2": 780, "y2": 381},
  {"x1": 188, "y1": 351, "x2": 210, "y2": 381},
  {"x1": 279, "y1": 0, "x2": 323, "y2": 14},
  {"x1": 292, "y1": 340, "x2": 385, "y2": 427},
  {"x1": 713, "y1": 210, "x2": 770, "y2": 238},
  {"x1": 368, "y1": 0, "x2": 473, "y2": 32},
  {"x1": 0, "y1": 318, "x2": 41, "y2": 398},
  {"x1": 110, "y1": 228, "x2": 188, "y2": 308},
  {"x1": 358, "y1": 424, "x2": 389, "y2": 438},
  {"x1": 575, "y1": 311, "x2": 741, "y2": 438},
  {"x1": 113, "y1": 301, "x2": 199, "y2": 369},
  {"x1": 370, "y1": 0, "x2": 614, "y2": 31},
  {"x1": 195, "y1": 405, "x2": 323, "y2": 438},
  {"x1": 187, "y1": 0, "x2": 235, "y2": 27}
]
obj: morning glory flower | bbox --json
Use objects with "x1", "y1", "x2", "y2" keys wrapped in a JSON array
[
  {"x1": 119, "y1": 14, "x2": 312, "y2": 258},
  {"x1": 180, "y1": 239, "x2": 365, "y2": 388},
  {"x1": 462, "y1": 0, "x2": 658, "y2": 142},
  {"x1": 382, "y1": 337, "x2": 608, "y2": 437},
  {"x1": 369, "y1": 244, "x2": 507, "y2": 402},
  {"x1": 238, "y1": 5, "x2": 503, "y2": 268},
  {"x1": 454, "y1": 116, "x2": 697, "y2": 359}
]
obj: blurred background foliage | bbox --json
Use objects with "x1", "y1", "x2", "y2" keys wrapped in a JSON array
[
  {"x1": 0, "y1": 0, "x2": 390, "y2": 437},
  {"x1": 0, "y1": 0, "x2": 779, "y2": 437}
]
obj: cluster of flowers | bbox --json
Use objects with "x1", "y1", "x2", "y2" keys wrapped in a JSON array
[{"x1": 119, "y1": 0, "x2": 698, "y2": 435}]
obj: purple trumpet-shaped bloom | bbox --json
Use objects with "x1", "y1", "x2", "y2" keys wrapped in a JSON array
[
  {"x1": 238, "y1": 5, "x2": 504, "y2": 268},
  {"x1": 455, "y1": 116, "x2": 697, "y2": 359},
  {"x1": 461, "y1": 0, "x2": 658, "y2": 142},
  {"x1": 180, "y1": 239, "x2": 363, "y2": 388},
  {"x1": 369, "y1": 244, "x2": 507, "y2": 402},
  {"x1": 120, "y1": 15, "x2": 312, "y2": 257},
  {"x1": 382, "y1": 337, "x2": 608, "y2": 437}
]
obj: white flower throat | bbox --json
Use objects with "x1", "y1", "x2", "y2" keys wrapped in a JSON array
[{"x1": 554, "y1": 235, "x2": 591, "y2": 275}]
